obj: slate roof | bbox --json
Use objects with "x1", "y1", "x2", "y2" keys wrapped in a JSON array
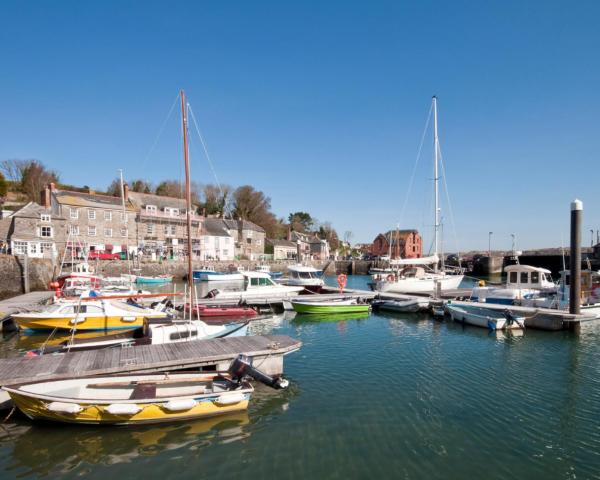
[
  {"x1": 204, "y1": 218, "x2": 233, "y2": 237},
  {"x1": 12, "y1": 202, "x2": 65, "y2": 220},
  {"x1": 268, "y1": 239, "x2": 297, "y2": 248},
  {"x1": 128, "y1": 191, "x2": 194, "y2": 212},
  {"x1": 222, "y1": 219, "x2": 265, "y2": 233},
  {"x1": 54, "y1": 189, "x2": 136, "y2": 211}
]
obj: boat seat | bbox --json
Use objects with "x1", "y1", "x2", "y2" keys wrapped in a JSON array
[{"x1": 129, "y1": 383, "x2": 157, "y2": 400}]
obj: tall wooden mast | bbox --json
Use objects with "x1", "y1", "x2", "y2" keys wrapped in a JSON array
[{"x1": 180, "y1": 90, "x2": 193, "y2": 294}]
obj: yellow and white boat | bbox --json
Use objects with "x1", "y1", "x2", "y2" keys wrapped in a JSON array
[
  {"x1": 3, "y1": 372, "x2": 253, "y2": 425},
  {"x1": 12, "y1": 299, "x2": 168, "y2": 331}
]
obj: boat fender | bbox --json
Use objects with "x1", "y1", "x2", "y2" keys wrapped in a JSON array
[
  {"x1": 163, "y1": 399, "x2": 197, "y2": 412},
  {"x1": 215, "y1": 393, "x2": 247, "y2": 405},
  {"x1": 478, "y1": 280, "x2": 486, "y2": 287},
  {"x1": 205, "y1": 289, "x2": 219, "y2": 299},
  {"x1": 386, "y1": 274, "x2": 394, "y2": 282},
  {"x1": 48, "y1": 402, "x2": 83, "y2": 414},
  {"x1": 106, "y1": 403, "x2": 142, "y2": 415}
]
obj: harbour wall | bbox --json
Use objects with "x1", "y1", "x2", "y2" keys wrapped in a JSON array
[{"x1": 0, "y1": 256, "x2": 373, "y2": 298}]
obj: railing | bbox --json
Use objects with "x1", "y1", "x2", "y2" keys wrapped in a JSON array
[{"x1": 139, "y1": 210, "x2": 203, "y2": 220}]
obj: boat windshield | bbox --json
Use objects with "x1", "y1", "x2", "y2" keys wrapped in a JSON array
[
  {"x1": 45, "y1": 304, "x2": 64, "y2": 313},
  {"x1": 298, "y1": 272, "x2": 314, "y2": 279}
]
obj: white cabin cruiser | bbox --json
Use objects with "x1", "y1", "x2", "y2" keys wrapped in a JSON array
[
  {"x1": 471, "y1": 265, "x2": 556, "y2": 305},
  {"x1": 282, "y1": 265, "x2": 325, "y2": 293},
  {"x1": 206, "y1": 271, "x2": 304, "y2": 301}
]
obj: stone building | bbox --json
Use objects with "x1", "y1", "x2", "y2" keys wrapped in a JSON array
[
  {"x1": 0, "y1": 202, "x2": 66, "y2": 258},
  {"x1": 128, "y1": 190, "x2": 203, "y2": 259},
  {"x1": 200, "y1": 218, "x2": 235, "y2": 261},
  {"x1": 42, "y1": 183, "x2": 137, "y2": 258},
  {"x1": 222, "y1": 219, "x2": 265, "y2": 260},
  {"x1": 290, "y1": 231, "x2": 330, "y2": 261},
  {"x1": 370, "y1": 229, "x2": 422, "y2": 259},
  {"x1": 267, "y1": 239, "x2": 298, "y2": 260}
]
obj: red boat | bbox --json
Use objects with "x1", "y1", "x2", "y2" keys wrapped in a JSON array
[{"x1": 187, "y1": 304, "x2": 258, "y2": 319}]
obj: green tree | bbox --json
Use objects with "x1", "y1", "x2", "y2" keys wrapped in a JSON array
[
  {"x1": 202, "y1": 184, "x2": 232, "y2": 217},
  {"x1": 0, "y1": 172, "x2": 7, "y2": 199},
  {"x1": 232, "y1": 185, "x2": 280, "y2": 237},
  {"x1": 20, "y1": 160, "x2": 59, "y2": 202},
  {"x1": 131, "y1": 179, "x2": 152, "y2": 193},
  {"x1": 288, "y1": 211, "x2": 314, "y2": 232}
]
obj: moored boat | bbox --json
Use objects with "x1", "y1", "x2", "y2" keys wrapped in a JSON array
[
  {"x1": 3, "y1": 372, "x2": 253, "y2": 425},
  {"x1": 188, "y1": 304, "x2": 258, "y2": 318},
  {"x1": 291, "y1": 297, "x2": 371, "y2": 315},
  {"x1": 282, "y1": 265, "x2": 325, "y2": 293},
  {"x1": 372, "y1": 298, "x2": 430, "y2": 313},
  {"x1": 12, "y1": 299, "x2": 169, "y2": 331},
  {"x1": 446, "y1": 304, "x2": 525, "y2": 330},
  {"x1": 206, "y1": 271, "x2": 304, "y2": 301},
  {"x1": 136, "y1": 275, "x2": 174, "y2": 285}
]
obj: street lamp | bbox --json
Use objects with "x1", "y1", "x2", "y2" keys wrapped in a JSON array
[{"x1": 488, "y1": 232, "x2": 493, "y2": 258}]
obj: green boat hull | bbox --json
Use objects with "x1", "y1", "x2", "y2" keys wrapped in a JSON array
[{"x1": 291, "y1": 303, "x2": 371, "y2": 315}]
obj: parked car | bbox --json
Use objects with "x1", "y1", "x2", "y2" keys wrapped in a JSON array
[{"x1": 89, "y1": 251, "x2": 121, "y2": 260}]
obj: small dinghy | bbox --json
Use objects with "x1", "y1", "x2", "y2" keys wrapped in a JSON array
[
  {"x1": 446, "y1": 304, "x2": 525, "y2": 330},
  {"x1": 290, "y1": 297, "x2": 371, "y2": 315},
  {"x1": 187, "y1": 304, "x2": 258, "y2": 318},
  {"x1": 3, "y1": 355, "x2": 288, "y2": 425},
  {"x1": 135, "y1": 275, "x2": 173, "y2": 285},
  {"x1": 371, "y1": 298, "x2": 430, "y2": 313}
]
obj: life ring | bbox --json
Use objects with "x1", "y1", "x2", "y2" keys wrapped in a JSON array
[
  {"x1": 337, "y1": 274, "x2": 347, "y2": 291},
  {"x1": 386, "y1": 274, "x2": 395, "y2": 282}
]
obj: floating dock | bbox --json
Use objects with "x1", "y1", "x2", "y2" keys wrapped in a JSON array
[{"x1": 0, "y1": 334, "x2": 301, "y2": 387}]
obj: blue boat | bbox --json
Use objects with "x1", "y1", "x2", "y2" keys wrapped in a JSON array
[{"x1": 135, "y1": 275, "x2": 173, "y2": 285}]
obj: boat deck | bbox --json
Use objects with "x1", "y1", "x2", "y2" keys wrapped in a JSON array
[{"x1": 0, "y1": 334, "x2": 301, "y2": 386}]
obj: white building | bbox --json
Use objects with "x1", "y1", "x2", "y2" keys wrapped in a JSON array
[{"x1": 200, "y1": 219, "x2": 235, "y2": 261}]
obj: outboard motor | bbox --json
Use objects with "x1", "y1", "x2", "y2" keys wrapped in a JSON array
[
  {"x1": 204, "y1": 289, "x2": 219, "y2": 299},
  {"x1": 503, "y1": 309, "x2": 517, "y2": 326},
  {"x1": 228, "y1": 354, "x2": 289, "y2": 390}
]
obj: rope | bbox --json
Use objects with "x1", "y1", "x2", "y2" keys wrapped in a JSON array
[
  {"x1": 187, "y1": 104, "x2": 232, "y2": 218},
  {"x1": 437, "y1": 143, "x2": 462, "y2": 267},
  {"x1": 140, "y1": 93, "x2": 180, "y2": 171}
]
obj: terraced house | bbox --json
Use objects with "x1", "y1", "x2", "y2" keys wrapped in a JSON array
[
  {"x1": 128, "y1": 190, "x2": 203, "y2": 259},
  {"x1": 222, "y1": 219, "x2": 265, "y2": 260},
  {"x1": 41, "y1": 183, "x2": 137, "y2": 257}
]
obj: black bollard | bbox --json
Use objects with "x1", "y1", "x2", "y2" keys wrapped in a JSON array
[{"x1": 569, "y1": 199, "x2": 582, "y2": 314}]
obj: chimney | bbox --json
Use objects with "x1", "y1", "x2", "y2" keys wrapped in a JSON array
[
  {"x1": 123, "y1": 183, "x2": 129, "y2": 202},
  {"x1": 49, "y1": 182, "x2": 56, "y2": 192},
  {"x1": 41, "y1": 185, "x2": 50, "y2": 208}
]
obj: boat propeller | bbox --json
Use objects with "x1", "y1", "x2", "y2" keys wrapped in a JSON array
[{"x1": 228, "y1": 354, "x2": 289, "y2": 390}]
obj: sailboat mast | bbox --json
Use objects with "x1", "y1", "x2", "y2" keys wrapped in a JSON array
[
  {"x1": 118, "y1": 169, "x2": 131, "y2": 275},
  {"x1": 180, "y1": 90, "x2": 193, "y2": 295},
  {"x1": 432, "y1": 95, "x2": 440, "y2": 273}
]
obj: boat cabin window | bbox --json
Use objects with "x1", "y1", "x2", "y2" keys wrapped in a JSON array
[
  {"x1": 170, "y1": 330, "x2": 197, "y2": 340},
  {"x1": 290, "y1": 271, "x2": 299, "y2": 279},
  {"x1": 509, "y1": 272, "x2": 518, "y2": 284},
  {"x1": 531, "y1": 272, "x2": 539, "y2": 284},
  {"x1": 520, "y1": 272, "x2": 528, "y2": 284},
  {"x1": 299, "y1": 272, "x2": 313, "y2": 279},
  {"x1": 543, "y1": 273, "x2": 553, "y2": 284}
]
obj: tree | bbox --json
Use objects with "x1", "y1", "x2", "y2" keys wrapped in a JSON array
[
  {"x1": 131, "y1": 179, "x2": 151, "y2": 193},
  {"x1": 20, "y1": 160, "x2": 59, "y2": 202},
  {"x1": 106, "y1": 178, "x2": 122, "y2": 197},
  {"x1": 0, "y1": 159, "x2": 30, "y2": 183},
  {"x1": 0, "y1": 172, "x2": 7, "y2": 199},
  {"x1": 155, "y1": 180, "x2": 183, "y2": 198},
  {"x1": 318, "y1": 221, "x2": 340, "y2": 250},
  {"x1": 288, "y1": 211, "x2": 314, "y2": 232},
  {"x1": 202, "y1": 184, "x2": 232, "y2": 217},
  {"x1": 232, "y1": 185, "x2": 280, "y2": 237}
]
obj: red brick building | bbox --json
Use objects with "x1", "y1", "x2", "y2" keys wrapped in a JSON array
[{"x1": 370, "y1": 229, "x2": 422, "y2": 259}]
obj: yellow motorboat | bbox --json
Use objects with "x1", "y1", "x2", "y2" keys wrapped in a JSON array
[
  {"x1": 12, "y1": 299, "x2": 168, "y2": 331},
  {"x1": 4, "y1": 372, "x2": 253, "y2": 425}
]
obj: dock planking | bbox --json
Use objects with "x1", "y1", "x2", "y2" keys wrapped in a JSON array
[{"x1": 0, "y1": 334, "x2": 301, "y2": 386}]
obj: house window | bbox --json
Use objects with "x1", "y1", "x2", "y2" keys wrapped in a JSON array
[
  {"x1": 88, "y1": 226, "x2": 96, "y2": 236},
  {"x1": 256, "y1": 239, "x2": 261, "y2": 246},
  {"x1": 104, "y1": 211, "x2": 112, "y2": 221},
  {"x1": 164, "y1": 225, "x2": 176, "y2": 236},
  {"x1": 223, "y1": 249, "x2": 229, "y2": 256},
  {"x1": 88, "y1": 209, "x2": 96, "y2": 220},
  {"x1": 164, "y1": 207, "x2": 179, "y2": 217},
  {"x1": 69, "y1": 225, "x2": 79, "y2": 235},
  {"x1": 70, "y1": 208, "x2": 79, "y2": 219},
  {"x1": 246, "y1": 238, "x2": 252, "y2": 244},
  {"x1": 105, "y1": 228, "x2": 112, "y2": 237},
  {"x1": 147, "y1": 223, "x2": 155, "y2": 235},
  {"x1": 40, "y1": 226, "x2": 53, "y2": 238},
  {"x1": 121, "y1": 227, "x2": 128, "y2": 237},
  {"x1": 29, "y1": 242, "x2": 38, "y2": 254},
  {"x1": 146, "y1": 205, "x2": 157, "y2": 215},
  {"x1": 41, "y1": 242, "x2": 54, "y2": 253},
  {"x1": 247, "y1": 230, "x2": 253, "y2": 238},
  {"x1": 120, "y1": 212, "x2": 127, "y2": 223},
  {"x1": 13, "y1": 241, "x2": 27, "y2": 255},
  {"x1": 40, "y1": 214, "x2": 51, "y2": 222}
]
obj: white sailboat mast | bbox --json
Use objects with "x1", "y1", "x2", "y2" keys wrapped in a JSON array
[{"x1": 432, "y1": 96, "x2": 440, "y2": 273}]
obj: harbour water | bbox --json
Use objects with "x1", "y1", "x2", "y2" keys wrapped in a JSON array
[{"x1": 1, "y1": 275, "x2": 599, "y2": 479}]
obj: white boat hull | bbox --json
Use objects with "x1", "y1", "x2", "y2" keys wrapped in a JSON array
[
  {"x1": 447, "y1": 305, "x2": 525, "y2": 330},
  {"x1": 376, "y1": 274, "x2": 464, "y2": 294}
]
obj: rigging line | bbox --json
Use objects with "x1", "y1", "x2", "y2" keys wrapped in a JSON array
[
  {"x1": 437, "y1": 143, "x2": 461, "y2": 262},
  {"x1": 396, "y1": 102, "x2": 433, "y2": 228},
  {"x1": 187, "y1": 103, "x2": 232, "y2": 218},
  {"x1": 141, "y1": 92, "x2": 180, "y2": 170}
]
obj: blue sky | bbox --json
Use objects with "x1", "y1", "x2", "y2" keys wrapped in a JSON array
[{"x1": 1, "y1": 1, "x2": 598, "y2": 251}]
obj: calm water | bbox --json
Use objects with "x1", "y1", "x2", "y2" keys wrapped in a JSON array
[{"x1": 1, "y1": 275, "x2": 599, "y2": 479}]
